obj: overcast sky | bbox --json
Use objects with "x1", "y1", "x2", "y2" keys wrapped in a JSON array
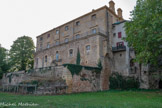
[{"x1": 0, "y1": 0, "x2": 137, "y2": 50}]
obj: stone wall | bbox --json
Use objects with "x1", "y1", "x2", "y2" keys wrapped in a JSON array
[
  {"x1": 2, "y1": 65, "x2": 107, "y2": 94},
  {"x1": 62, "y1": 67, "x2": 101, "y2": 93},
  {"x1": 34, "y1": 34, "x2": 107, "y2": 69}
]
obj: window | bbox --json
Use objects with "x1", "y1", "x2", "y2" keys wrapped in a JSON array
[
  {"x1": 45, "y1": 56, "x2": 47, "y2": 62},
  {"x1": 69, "y1": 49, "x2": 73, "y2": 57},
  {"x1": 65, "y1": 26, "x2": 69, "y2": 31},
  {"x1": 91, "y1": 14, "x2": 96, "y2": 20},
  {"x1": 76, "y1": 34, "x2": 80, "y2": 39},
  {"x1": 56, "y1": 30, "x2": 59, "y2": 34},
  {"x1": 113, "y1": 33, "x2": 116, "y2": 37},
  {"x1": 40, "y1": 37, "x2": 43, "y2": 41},
  {"x1": 76, "y1": 21, "x2": 80, "y2": 26},
  {"x1": 56, "y1": 41, "x2": 59, "y2": 45},
  {"x1": 117, "y1": 42, "x2": 124, "y2": 47},
  {"x1": 56, "y1": 51, "x2": 59, "y2": 61},
  {"x1": 118, "y1": 32, "x2": 122, "y2": 38},
  {"x1": 64, "y1": 38, "x2": 69, "y2": 43},
  {"x1": 36, "y1": 58, "x2": 38, "y2": 65},
  {"x1": 86, "y1": 45, "x2": 90, "y2": 53},
  {"x1": 47, "y1": 42, "x2": 50, "y2": 48},
  {"x1": 40, "y1": 43, "x2": 42, "y2": 49},
  {"x1": 47, "y1": 34, "x2": 50, "y2": 38},
  {"x1": 92, "y1": 28, "x2": 96, "y2": 34},
  {"x1": 42, "y1": 57, "x2": 44, "y2": 67}
]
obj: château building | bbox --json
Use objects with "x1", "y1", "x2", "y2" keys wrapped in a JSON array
[{"x1": 34, "y1": 1, "x2": 126, "y2": 70}]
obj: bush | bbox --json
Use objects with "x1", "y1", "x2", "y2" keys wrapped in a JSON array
[{"x1": 109, "y1": 73, "x2": 140, "y2": 90}]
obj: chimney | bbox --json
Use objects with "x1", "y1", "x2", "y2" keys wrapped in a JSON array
[
  {"x1": 109, "y1": 0, "x2": 115, "y2": 12},
  {"x1": 117, "y1": 8, "x2": 123, "y2": 19}
]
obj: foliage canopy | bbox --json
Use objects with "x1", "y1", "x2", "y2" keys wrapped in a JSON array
[
  {"x1": 9, "y1": 36, "x2": 35, "y2": 71},
  {"x1": 0, "y1": 47, "x2": 10, "y2": 79},
  {"x1": 125, "y1": 0, "x2": 162, "y2": 68}
]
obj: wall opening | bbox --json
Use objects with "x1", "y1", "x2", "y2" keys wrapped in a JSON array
[{"x1": 159, "y1": 80, "x2": 162, "y2": 89}]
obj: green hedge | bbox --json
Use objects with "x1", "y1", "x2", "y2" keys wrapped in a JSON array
[{"x1": 110, "y1": 73, "x2": 140, "y2": 90}]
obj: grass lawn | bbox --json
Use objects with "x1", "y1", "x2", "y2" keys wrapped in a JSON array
[{"x1": 0, "y1": 90, "x2": 162, "y2": 108}]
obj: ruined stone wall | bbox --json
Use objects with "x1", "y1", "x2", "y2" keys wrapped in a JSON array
[
  {"x1": 2, "y1": 65, "x2": 105, "y2": 94},
  {"x1": 2, "y1": 71, "x2": 30, "y2": 85}
]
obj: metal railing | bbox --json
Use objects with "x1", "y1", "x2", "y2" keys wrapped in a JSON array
[
  {"x1": 36, "y1": 28, "x2": 107, "y2": 52},
  {"x1": 112, "y1": 46, "x2": 126, "y2": 52}
]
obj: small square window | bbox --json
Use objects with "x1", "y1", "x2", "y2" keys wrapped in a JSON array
[
  {"x1": 56, "y1": 30, "x2": 59, "y2": 34},
  {"x1": 113, "y1": 33, "x2": 116, "y2": 37},
  {"x1": 40, "y1": 37, "x2": 43, "y2": 41},
  {"x1": 76, "y1": 21, "x2": 80, "y2": 26},
  {"x1": 76, "y1": 34, "x2": 80, "y2": 39},
  {"x1": 65, "y1": 26, "x2": 69, "y2": 31},
  {"x1": 65, "y1": 38, "x2": 69, "y2": 43},
  {"x1": 47, "y1": 34, "x2": 50, "y2": 38},
  {"x1": 92, "y1": 28, "x2": 96, "y2": 34},
  {"x1": 91, "y1": 14, "x2": 96, "y2": 20},
  {"x1": 86, "y1": 45, "x2": 90, "y2": 53},
  {"x1": 56, "y1": 41, "x2": 59, "y2": 45}
]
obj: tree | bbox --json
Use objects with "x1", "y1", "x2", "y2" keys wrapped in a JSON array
[
  {"x1": 9, "y1": 36, "x2": 35, "y2": 71},
  {"x1": 76, "y1": 48, "x2": 81, "y2": 65},
  {"x1": 0, "y1": 47, "x2": 10, "y2": 79},
  {"x1": 125, "y1": 0, "x2": 162, "y2": 68}
]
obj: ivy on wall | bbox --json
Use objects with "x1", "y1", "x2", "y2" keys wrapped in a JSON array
[{"x1": 63, "y1": 64, "x2": 102, "y2": 77}]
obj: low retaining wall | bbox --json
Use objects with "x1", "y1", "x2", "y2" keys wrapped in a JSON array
[{"x1": 2, "y1": 64, "x2": 109, "y2": 94}]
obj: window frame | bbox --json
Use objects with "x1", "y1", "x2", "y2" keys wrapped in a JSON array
[
  {"x1": 76, "y1": 21, "x2": 80, "y2": 26},
  {"x1": 40, "y1": 37, "x2": 43, "y2": 41},
  {"x1": 56, "y1": 51, "x2": 59, "y2": 61},
  {"x1": 91, "y1": 14, "x2": 96, "y2": 20},
  {"x1": 65, "y1": 26, "x2": 69, "y2": 31},
  {"x1": 55, "y1": 41, "x2": 59, "y2": 45},
  {"x1": 92, "y1": 28, "x2": 97, "y2": 34},
  {"x1": 86, "y1": 45, "x2": 91, "y2": 53},
  {"x1": 69, "y1": 49, "x2": 73, "y2": 57},
  {"x1": 47, "y1": 34, "x2": 50, "y2": 38},
  {"x1": 56, "y1": 30, "x2": 59, "y2": 35},
  {"x1": 45, "y1": 55, "x2": 47, "y2": 62},
  {"x1": 64, "y1": 38, "x2": 69, "y2": 43},
  {"x1": 75, "y1": 34, "x2": 80, "y2": 39},
  {"x1": 47, "y1": 42, "x2": 50, "y2": 48}
]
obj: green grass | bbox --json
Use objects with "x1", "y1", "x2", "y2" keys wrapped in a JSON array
[{"x1": 0, "y1": 90, "x2": 162, "y2": 108}]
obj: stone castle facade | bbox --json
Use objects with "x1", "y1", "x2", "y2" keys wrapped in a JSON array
[{"x1": 34, "y1": 1, "x2": 123, "y2": 69}]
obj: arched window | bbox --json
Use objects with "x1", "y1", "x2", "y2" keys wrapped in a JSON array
[{"x1": 69, "y1": 49, "x2": 73, "y2": 57}]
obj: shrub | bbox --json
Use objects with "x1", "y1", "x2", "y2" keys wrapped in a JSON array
[{"x1": 109, "y1": 73, "x2": 140, "y2": 90}]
